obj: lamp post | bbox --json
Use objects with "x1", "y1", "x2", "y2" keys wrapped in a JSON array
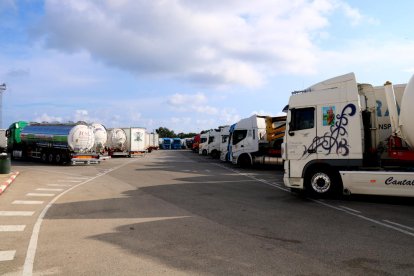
[{"x1": 0, "y1": 83, "x2": 6, "y2": 128}]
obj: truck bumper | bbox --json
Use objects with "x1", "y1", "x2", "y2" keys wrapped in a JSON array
[
  {"x1": 283, "y1": 176, "x2": 304, "y2": 189},
  {"x1": 283, "y1": 161, "x2": 304, "y2": 189},
  {"x1": 71, "y1": 158, "x2": 100, "y2": 165}
]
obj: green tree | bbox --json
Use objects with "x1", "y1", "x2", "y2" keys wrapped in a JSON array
[{"x1": 156, "y1": 127, "x2": 176, "y2": 138}]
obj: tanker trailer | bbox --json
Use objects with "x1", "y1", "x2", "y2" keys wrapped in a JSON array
[
  {"x1": 106, "y1": 128, "x2": 128, "y2": 157},
  {"x1": 91, "y1": 123, "x2": 108, "y2": 155},
  {"x1": 6, "y1": 121, "x2": 100, "y2": 165}
]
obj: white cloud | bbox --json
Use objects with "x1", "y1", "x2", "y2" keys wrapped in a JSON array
[
  {"x1": 34, "y1": 113, "x2": 63, "y2": 123},
  {"x1": 34, "y1": 0, "x2": 371, "y2": 88},
  {"x1": 168, "y1": 92, "x2": 217, "y2": 115}
]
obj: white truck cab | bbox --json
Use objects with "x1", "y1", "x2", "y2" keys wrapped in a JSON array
[{"x1": 283, "y1": 73, "x2": 414, "y2": 197}]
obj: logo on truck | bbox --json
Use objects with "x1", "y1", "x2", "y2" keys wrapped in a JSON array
[
  {"x1": 385, "y1": 177, "x2": 414, "y2": 186},
  {"x1": 302, "y1": 103, "x2": 356, "y2": 158}
]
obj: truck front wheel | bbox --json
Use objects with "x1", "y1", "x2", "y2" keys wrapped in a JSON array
[{"x1": 306, "y1": 168, "x2": 341, "y2": 197}]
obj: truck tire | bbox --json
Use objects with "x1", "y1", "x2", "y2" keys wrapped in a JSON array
[
  {"x1": 202, "y1": 149, "x2": 207, "y2": 156},
  {"x1": 41, "y1": 152, "x2": 48, "y2": 163},
  {"x1": 55, "y1": 153, "x2": 62, "y2": 164},
  {"x1": 237, "y1": 154, "x2": 251, "y2": 168},
  {"x1": 305, "y1": 168, "x2": 341, "y2": 197},
  {"x1": 48, "y1": 153, "x2": 54, "y2": 163},
  {"x1": 211, "y1": 150, "x2": 219, "y2": 159}
]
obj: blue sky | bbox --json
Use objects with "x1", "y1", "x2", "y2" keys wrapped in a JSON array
[{"x1": 1, "y1": 0, "x2": 414, "y2": 133}]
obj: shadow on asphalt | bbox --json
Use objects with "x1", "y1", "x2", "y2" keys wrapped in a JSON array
[{"x1": 42, "y1": 150, "x2": 414, "y2": 275}]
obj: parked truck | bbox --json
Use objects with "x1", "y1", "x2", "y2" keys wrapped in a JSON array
[
  {"x1": 171, "y1": 138, "x2": 182, "y2": 150},
  {"x1": 219, "y1": 125, "x2": 231, "y2": 161},
  {"x1": 150, "y1": 132, "x2": 159, "y2": 151},
  {"x1": 6, "y1": 121, "x2": 100, "y2": 165},
  {"x1": 283, "y1": 72, "x2": 414, "y2": 197},
  {"x1": 106, "y1": 128, "x2": 128, "y2": 156},
  {"x1": 207, "y1": 128, "x2": 223, "y2": 158},
  {"x1": 160, "y1": 138, "x2": 172, "y2": 149},
  {"x1": 122, "y1": 127, "x2": 147, "y2": 157},
  {"x1": 198, "y1": 132, "x2": 209, "y2": 155},
  {"x1": 91, "y1": 123, "x2": 107, "y2": 155},
  {"x1": 192, "y1": 134, "x2": 201, "y2": 152},
  {"x1": 230, "y1": 115, "x2": 286, "y2": 167}
]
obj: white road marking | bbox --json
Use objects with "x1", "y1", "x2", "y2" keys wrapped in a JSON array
[
  {"x1": 23, "y1": 159, "x2": 138, "y2": 276},
  {"x1": 0, "y1": 211, "x2": 34, "y2": 216},
  {"x1": 12, "y1": 200, "x2": 44, "y2": 205},
  {"x1": 26, "y1": 193, "x2": 55, "y2": 197},
  {"x1": 36, "y1": 188, "x2": 63, "y2": 192},
  {"x1": 214, "y1": 163, "x2": 414, "y2": 238},
  {"x1": 338, "y1": 206, "x2": 361, "y2": 214},
  {"x1": 0, "y1": 250, "x2": 16, "y2": 261},
  {"x1": 47, "y1": 184, "x2": 72, "y2": 187},
  {"x1": 0, "y1": 225, "x2": 26, "y2": 232},
  {"x1": 383, "y1": 220, "x2": 414, "y2": 231},
  {"x1": 57, "y1": 180, "x2": 82, "y2": 183}
]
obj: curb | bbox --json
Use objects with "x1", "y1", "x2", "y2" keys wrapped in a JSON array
[{"x1": 0, "y1": 172, "x2": 20, "y2": 195}]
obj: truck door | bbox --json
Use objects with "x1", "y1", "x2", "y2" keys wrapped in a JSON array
[
  {"x1": 231, "y1": 129, "x2": 248, "y2": 157},
  {"x1": 285, "y1": 107, "x2": 317, "y2": 161}
]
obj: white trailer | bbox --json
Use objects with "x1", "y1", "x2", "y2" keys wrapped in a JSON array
[
  {"x1": 283, "y1": 73, "x2": 414, "y2": 197},
  {"x1": 122, "y1": 127, "x2": 147, "y2": 157},
  {"x1": 230, "y1": 115, "x2": 286, "y2": 167}
]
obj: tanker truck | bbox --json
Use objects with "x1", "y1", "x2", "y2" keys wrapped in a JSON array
[
  {"x1": 283, "y1": 73, "x2": 414, "y2": 197},
  {"x1": 91, "y1": 123, "x2": 108, "y2": 155},
  {"x1": 106, "y1": 128, "x2": 128, "y2": 157},
  {"x1": 6, "y1": 121, "x2": 100, "y2": 165}
]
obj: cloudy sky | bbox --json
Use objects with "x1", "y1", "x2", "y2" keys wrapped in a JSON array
[{"x1": 1, "y1": 0, "x2": 414, "y2": 133}]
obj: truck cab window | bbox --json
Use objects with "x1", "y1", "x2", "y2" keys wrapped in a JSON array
[
  {"x1": 208, "y1": 136, "x2": 214, "y2": 144},
  {"x1": 233, "y1": 130, "x2": 247, "y2": 145},
  {"x1": 290, "y1": 107, "x2": 315, "y2": 131}
]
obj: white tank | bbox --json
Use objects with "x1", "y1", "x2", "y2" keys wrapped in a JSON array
[
  {"x1": 67, "y1": 125, "x2": 95, "y2": 152},
  {"x1": 400, "y1": 74, "x2": 414, "y2": 148},
  {"x1": 108, "y1": 128, "x2": 127, "y2": 150},
  {"x1": 92, "y1": 123, "x2": 107, "y2": 151}
]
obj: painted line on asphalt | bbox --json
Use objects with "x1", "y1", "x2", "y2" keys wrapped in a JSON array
[
  {"x1": 47, "y1": 184, "x2": 72, "y2": 187},
  {"x1": 57, "y1": 180, "x2": 82, "y2": 183},
  {"x1": 214, "y1": 163, "x2": 414, "y2": 238},
  {"x1": 12, "y1": 200, "x2": 44, "y2": 205},
  {"x1": 0, "y1": 225, "x2": 26, "y2": 232},
  {"x1": 313, "y1": 199, "x2": 414, "y2": 237},
  {"x1": 338, "y1": 206, "x2": 361, "y2": 214},
  {"x1": 23, "y1": 158, "x2": 139, "y2": 276},
  {"x1": 0, "y1": 211, "x2": 34, "y2": 216},
  {"x1": 383, "y1": 220, "x2": 414, "y2": 232},
  {"x1": 0, "y1": 250, "x2": 16, "y2": 262},
  {"x1": 36, "y1": 188, "x2": 64, "y2": 192},
  {"x1": 26, "y1": 193, "x2": 55, "y2": 197}
]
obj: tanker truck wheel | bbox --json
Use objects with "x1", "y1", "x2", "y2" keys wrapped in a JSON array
[
  {"x1": 48, "y1": 153, "x2": 54, "y2": 163},
  {"x1": 55, "y1": 153, "x2": 62, "y2": 164},
  {"x1": 41, "y1": 152, "x2": 48, "y2": 163}
]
